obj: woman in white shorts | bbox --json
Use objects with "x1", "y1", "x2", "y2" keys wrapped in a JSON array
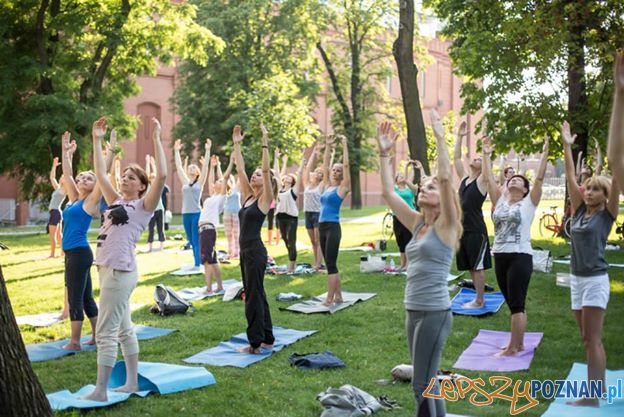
[{"x1": 562, "y1": 119, "x2": 620, "y2": 407}]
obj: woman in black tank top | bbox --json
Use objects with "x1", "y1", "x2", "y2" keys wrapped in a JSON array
[{"x1": 232, "y1": 123, "x2": 276, "y2": 354}]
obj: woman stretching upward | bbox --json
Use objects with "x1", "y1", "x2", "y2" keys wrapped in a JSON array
[
  {"x1": 232, "y1": 124, "x2": 275, "y2": 354},
  {"x1": 275, "y1": 151, "x2": 301, "y2": 273},
  {"x1": 173, "y1": 138, "x2": 210, "y2": 273},
  {"x1": 298, "y1": 143, "x2": 324, "y2": 270},
  {"x1": 378, "y1": 111, "x2": 461, "y2": 417},
  {"x1": 83, "y1": 116, "x2": 166, "y2": 401},
  {"x1": 318, "y1": 134, "x2": 351, "y2": 306},
  {"x1": 482, "y1": 133, "x2": 549, "y2": 357}
]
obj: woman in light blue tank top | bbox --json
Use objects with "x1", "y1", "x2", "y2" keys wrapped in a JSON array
[
  {"x1": 318, "y1": 134, "x2": 351, "y2": 306},
  {"x1": 377, "y1": 115, "x2": 462, "y2": 417},
  {"x1": 174, "y1": 138, "x2": 211, "y2": 272}
]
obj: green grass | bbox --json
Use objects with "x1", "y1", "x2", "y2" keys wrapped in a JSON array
[{"x1": 2, "y1": 202, "x2": 624, "y2": 417}]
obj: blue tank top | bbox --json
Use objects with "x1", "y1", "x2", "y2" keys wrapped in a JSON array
[
  {"x1": 62, "y1": 199, "x2": 93, "y2": 250},
  {"x1": 319, "y1": 187, "x2": 343, "y2": 223},
  {"x1": 224, "y1": 190, "x2": 241, "y2": 214}
]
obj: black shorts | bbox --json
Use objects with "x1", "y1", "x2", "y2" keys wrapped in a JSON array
[
  {"x1": 199, "y1": 225, "x2": 218, "y2": 265},
  {"x1": 48, "y1": 209, "x2": 62, "y2": 226},
  {"x1": 392, "y1": 215, "x2": 412, "y2": 253},
  {"x1": 456, "y1": 231, "x2": 491, "y2": 271},
  {"x1": 304, "y1": 211, "x2": 320, "y2": 229}
]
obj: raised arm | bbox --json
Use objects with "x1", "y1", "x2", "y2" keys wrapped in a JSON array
[
  {"x1": 562, "y1": 121, "x2": 584, "y2": 211},
  {"x1": 207, "y1": 155, "x2": 216, "y2": 196},
  {"x1": 91, "y1": 118, "x2": 119, "y2": 205},
  {"x1": 454, "y1": 121, "x2": 467, "y2": 179},
  {"x1": 481, "y1": 137, "x2": 501, "y2": 206},
  {"x1": 197, "y1": 139, "x2": 211, "y2": 190},
  {"x1": 232, "y1": 125, "x2": 252, "y2": 200},
  {"x1": 258, "y1": 125, "x2": 274, "y2": 212},
  {"x1": 594, "y1": 141, "x2": 603, "y2": 176},
  {"x1": 320, "y1": 135, "x2": 334, "y2": 192},
  {"x1": 338, "y1": 135, "x2": 351, "y2": 198},
  {"x1": 575, "y1": 151, "x2": 584, "y2": 184},
  {"x1": 273, "y1": 147, "x2": 281, "y2": 186},
  {"x1": 50, "y1": 157, "x2": 60, "y2": 190},
  {"x1": 297, "y1": 154, "x2": 307, "y2": 195},
  {"x1": 431, "y1": 110, "x2": 458, "y2": 246},
  {"x1": 173, "y1": 140, "x2": 190, "y2": 186},
  {"x1": 405, "y1": 161, "x2": 420, "y2": 193},
  {"x1": 530, "y1": 135, "x2": 550, "y2": 206},
  {"x1": 608, "y1": 52, "x2": 624, "y2": 186},
  {"x1": 61, "y1": 131, "x2": 79, "y2": 202},
  {"x1": 222, "y1": 153, "x2": 235, "y2": 185},
  {"x1": 144, "y1": 118, "x2": 167, "y2": 211}
]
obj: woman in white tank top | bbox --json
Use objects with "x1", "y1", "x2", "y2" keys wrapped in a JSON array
[{"x1": 298, "y1": 142, "x2": 324, "y2": 270}]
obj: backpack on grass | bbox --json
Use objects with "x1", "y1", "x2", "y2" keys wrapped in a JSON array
[{"x1": 150, "y1": 284, "x2": 194, "y2": 316}]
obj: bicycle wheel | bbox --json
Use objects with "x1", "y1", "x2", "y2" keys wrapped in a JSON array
[
  {"x1": 539, "y1": 214, "x2": 559, "y2": 238},
  {"x1": 382, "y1": 212, "x2": 394, "y2": 240}
]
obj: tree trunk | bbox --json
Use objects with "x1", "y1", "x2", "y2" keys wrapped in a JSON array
[
  {"x1": 349, "y1": 133, "x2": 363, "y2": 208},
  {"x1": 0, "y1": 265, "x2": 53, "y2": 417},
  {"x1": 392, "y1": 0, "x2": 429, "y2": 174}
]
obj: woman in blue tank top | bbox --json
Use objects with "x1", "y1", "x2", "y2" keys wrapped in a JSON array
[
  {"x1": 377, "y1": 114, "x2": 462, "y2": 417},
  {"x1": 318, "y1": 134, "x2": 351, "y2": 306},
  {"x1": 59, "y1": 130, "x2": 115, "y2": 351},
  {"x1": 173, "y1": 138, "x2": 211, "y2": 273}
]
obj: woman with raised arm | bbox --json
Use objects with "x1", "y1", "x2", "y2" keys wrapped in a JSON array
[
  {"x1": 392, "y1": 160, "x2": 420, "y2": 270},
  {"x1": 275, "y1": 145, "x2": 300, "y2": 274},
  {"x1": 223, "y1": 154, "x2": 241, "y2": 259},
  {"x1": 232, "y1": 124, "x2": 276, "y2": 354},
  {"x1": 82, "y1": 117, "x2": 166, "y2": 402},
  {"x1": 318, "y1": 134, "x2": 351, "y2": 306},
  {"x1": 48, "y1": 157, "x2": 66, "y2": 258},
  {"x1": 482, "y1": 132, "x2": 549, "y2": 357},
  {"x1": 298, "y1": 143, "x2": 324, "y2": 270},
  {"x1": 562, "y1": 120, "x2": 619, "y2": 407},
  {"x1": 146, "y1": 155, "x2": 165, "y2": 252},
  {"x1": 608, "y1": 53, "x2": 624, "y2": 187},
  {"x1": 60, "y1": 129, "x2": 113, "y2": 350},
  {"x1": 378, "y1": 111, "x2": 461, "y2": 417},
  {"x1": 174, "y1": 137, "x2": 210, "y2": 273},
  {"x1": 198, "y1": 154, "x2": 227, "y2": 294}
]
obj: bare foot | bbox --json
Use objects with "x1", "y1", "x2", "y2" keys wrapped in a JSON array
[
  {"x1": 57, "y1": 312, "x2": 68, "y2": 321},
  {"x1": 215, "y1": 287, "x2": 224, "y2": 293},
  {"x1": 334, "y1": 298, "x2": 343, "y2": 305},
  {"x1": 83, "y1": 338, "x2": 96, "y2": 346},
  {"x1": 113, "y1": 384, "x2": 139, "y2": 393},
  {"x1": 47, "y1": 255, "x2": 56, "y2": 259},
  {"x1": 566, "y1": 397, "x2": 599, "y2": 407},
  {"x1": 260, "y1": 343, "x2": 273, "y2": 350},
  {"x1": 495, "y1": 347, "x2": 519, "y2": 357},
  {"x1": 237, "y1": 345, "x2": 261, "y2": 354},
  {"x1": 462, "y1": 299, "x2": 484, "y2": 309},
  {"x1": 80, "y1": 389, "x2": 108, "y2": 402},
  {"x1": 62, "y1": 342, "x2": 81, "y2": 351},
  {"x1": 321, "y1": 300, "x2": 333, "y2": 307}
]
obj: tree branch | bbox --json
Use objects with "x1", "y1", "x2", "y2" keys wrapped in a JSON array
[{"x1": 316, "y1": 41, "x2": 353, "y2": 126}]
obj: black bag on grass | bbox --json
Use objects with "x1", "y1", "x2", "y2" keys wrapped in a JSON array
[{"x1": 150, "y1": 284, "x2": 193, "y2": 316}]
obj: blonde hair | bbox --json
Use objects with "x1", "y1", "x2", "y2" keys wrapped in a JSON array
[{"x1": 582, "y1": 175, "x2": 611, "y2": 199}]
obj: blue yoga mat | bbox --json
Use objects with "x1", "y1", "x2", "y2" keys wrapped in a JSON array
[
  {"x1": 184, "y1": 326, "x2": 317, "y2": 368},
  {"x1": 542, "y1": 363, "x2": 624, "y2": 417},
  {"x1": 451, "y1": 288, "x2": 505, "y2": 316},
  {"x1": 27, "y1": 325, "x2": 176, "y2": 362},
  {"x1": 47, "y1": 361, "x2": 216, "y2": 411}
]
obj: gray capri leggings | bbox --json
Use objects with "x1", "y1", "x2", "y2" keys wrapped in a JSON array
[{"x1": 406, "y1": 310, "x2": 453, "y2": 417}]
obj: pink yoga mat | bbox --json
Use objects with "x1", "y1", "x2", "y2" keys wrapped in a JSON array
[{"x1": 453, "y1": 329, "x2": 543, "y2": 372}]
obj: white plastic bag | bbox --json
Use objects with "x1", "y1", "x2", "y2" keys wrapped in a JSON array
[
  {"x1": 360, "y1": 256, "x2": 386, "y2": 273},
  {"x1": 532, "y1": 248, "x2": 552, "y2": 273}
]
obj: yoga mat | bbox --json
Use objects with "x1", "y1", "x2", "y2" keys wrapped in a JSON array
[
  {"x1": 383, "y1": 272, "x2": 463, "y2": 282},
  {"x1": 451, "y1": 288, "x2": 505, "y2": 316},
  {"x1": 184, "y1": 326, "x2": 317, "y2": 368},
  {"x1": 16, "y1": 312, "x2": 63, "y2": 327},
  {"x1": 177, "y1": 279, "x2": 240, "y2": 301},
  {"x1": 339, "y1": 246, "x2": 373, "y2": 252},
  {"x1": 47, "y1": 361, "x2": 216, "y2": 411},
  {"x1": 554, "y1": 259, "x2": 624, "y2": 268},
  {"x1": 542, "y1": 363, "x2": 624, "y2": 417},
  {"x1": 448, "y1": 272, "x2": 465, "y2": 282},
  {"x1": 170, "y1": 265, "x2": 205, "y2": 276},
  {"x1": 453, "y1": 329, "x2": 543, "y2": 372},
  {"x1": 282, "y1": 292, "x2": 377, "y2": 314},
  {"x1": 27, "y1": 325, "x2": 176, "y2": 363}
]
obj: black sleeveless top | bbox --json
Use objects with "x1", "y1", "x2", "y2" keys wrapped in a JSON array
[
  {"x1": 238, "y1": 197, "x2": 266, "y2": 250},
  {"x1": 459, "y1": 177, "x2": 487, "y2": 233}
]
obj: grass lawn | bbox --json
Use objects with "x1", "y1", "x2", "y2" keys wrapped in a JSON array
[{"x1": 2, "y1": 201, "x2": 624, "y2": 417}]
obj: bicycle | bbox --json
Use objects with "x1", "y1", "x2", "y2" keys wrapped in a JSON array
[
  {"x1": 539, "y1": 205, "x2": 571, "y2": 239},
  {"x1": 381, "y1": 209, "x2": 394, "y2": 240}
]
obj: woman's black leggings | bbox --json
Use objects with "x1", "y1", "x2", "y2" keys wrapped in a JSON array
[
  {"x1": 277, "y1": 214, "x2": 298, "y2": 262},
  {"x1": 494, "y1": 252, "x2": 533, "y2": 314},
  {"x1": 148, "y1": 209, "x2": 165, "y2": 243},
  {"x1": 64, "y1": 246, "x2": 98, "y2": 321},
  {"x1": 319, "y1": 221, "x2": 341, "y2": 274},
  {"x1": 240, "y1": 245, "x2": 274, "y2": 349},
  {"x1": 267, "y1": 208, "x2": 275, "y2": 230}
]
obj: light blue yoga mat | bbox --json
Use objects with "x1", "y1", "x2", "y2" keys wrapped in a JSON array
[
  {"x1": 184, "y1": 326, "x2": 317, "y2": 368},
  {"x1": 542, "y1": 363, "x2": 624, "y2": 417},
  {"x1": 27, "y1": 325, "x2": 176, "y2": 362},
  {"x1": 451, "y1": 288, "x2": 505, "y2": 316},
  {"x1": 47, "y1": 361, "x2": 216, "y2": 411}
]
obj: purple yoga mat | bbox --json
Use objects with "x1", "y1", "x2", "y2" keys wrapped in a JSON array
[{"x1": 453, "y1": 329, "x2": 543, "y2": 372}]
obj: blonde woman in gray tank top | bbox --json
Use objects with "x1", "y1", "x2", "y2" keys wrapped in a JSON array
[
  {"x1": 377, "y1": 111, "x2": 462, "y2": 417},
  {"x1": 298, "y1": 142, "x2": 324, "y2": 270}
]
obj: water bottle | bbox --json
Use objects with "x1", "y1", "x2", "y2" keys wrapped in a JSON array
[{"x1": 389, "y1": 258, "x2": 396, "y2": 270}]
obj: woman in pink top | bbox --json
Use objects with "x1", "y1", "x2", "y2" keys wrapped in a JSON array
[{"x1": 82, "y1": 117, "x2": 166, "y2": 402}]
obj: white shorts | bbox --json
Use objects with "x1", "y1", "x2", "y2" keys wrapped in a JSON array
[{"x1": 570, "y1": 273, "x2": 610, "y2": 310}]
